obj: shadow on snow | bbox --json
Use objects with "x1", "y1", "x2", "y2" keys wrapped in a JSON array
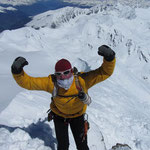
[{"x1": 0, "y1": 118, "x2": 57, "y2": 150}]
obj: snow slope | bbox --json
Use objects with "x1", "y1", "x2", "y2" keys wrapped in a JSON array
[{"x1": 0, "y1": 4, "x2": 150, "y2": 150}]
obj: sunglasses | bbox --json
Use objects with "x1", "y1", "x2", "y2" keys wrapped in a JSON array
[{"x1": 55, "y1": 69, "x2": 71, "y2": 76}]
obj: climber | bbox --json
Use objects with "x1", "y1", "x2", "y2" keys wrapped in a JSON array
[{"x1": 11, "y1": 45, "x2": 116, "y2": 150}]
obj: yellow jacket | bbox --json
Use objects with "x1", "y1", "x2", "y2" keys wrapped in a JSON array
[{"x1": 12, "y1": 58, "x2": 116, "y2": 118}]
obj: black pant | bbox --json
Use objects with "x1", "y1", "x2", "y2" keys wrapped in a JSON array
[{"x1": 53, "y1": 114, "x2": 89, "y2": 150}]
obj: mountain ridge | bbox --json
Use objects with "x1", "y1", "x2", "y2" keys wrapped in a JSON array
[
  {"x1": 63, "y1": 0, "x2": 150, "y2": 8},
  {"x1": 1, "y1": 0, "x2": 150, "y2": 8},
  {"x1": 26, "y1": 4, "x2": 150, "y2": 83}
]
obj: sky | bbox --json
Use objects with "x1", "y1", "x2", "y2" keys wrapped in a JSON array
[{"x1": 0, "y1": 2, "x2": 150, "y2": 150}]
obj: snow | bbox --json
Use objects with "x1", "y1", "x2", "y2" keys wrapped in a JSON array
[
  {"x1": 1, "y1": 0, "x2": 150, "y2": 8},
  {"x1": 0, "y1": 128, "x2": 52, "y2": 150},
  {"x1": 0, "y1": 3, "x2": 150, "y2": 150},
  {"x1": 0, "y1": 6, "x2": 17, "y2": 12},
  {"x1": 0, "y1": 0, "x2": 40, "y2": 6},
  {"x1": 63, "y1": 0, "x2": 150, "y2": 8}
]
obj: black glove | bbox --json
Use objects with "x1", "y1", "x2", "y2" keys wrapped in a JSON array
[
  {"x1": 98, "y1": 45, "x2": 115, "y2": 61},
  {"x1": 78, "y1": 91, "x2": 92, "y2": 105},
  {"x1": 11, "y1": 56, "x2": 28, "y2": 74},
  {"x1": 78, "y1": 91, "x2": 87, "y2": 101}
]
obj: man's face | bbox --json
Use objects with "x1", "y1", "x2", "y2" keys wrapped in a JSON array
[{"x1": 55, "y1": 69, "x2": 73, "y2": 80}]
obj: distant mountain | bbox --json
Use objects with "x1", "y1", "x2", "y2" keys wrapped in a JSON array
[
  {"x1": 63, "y1": 0, "x2": 150, "y2": 8},
  {"x1": 1, "y1": 0, "x2": 150, "y2": 32},
  {"x1": 0, "y1": 0, "x2": 39, "y2": 6},
  {"x1": 1, "y1": 0, "x2": 150, "y2": 8},
  {"x1": 0, "y1": 0, "x2": 90, "y2": 32}
]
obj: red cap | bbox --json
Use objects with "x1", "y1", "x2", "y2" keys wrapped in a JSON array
[{"x1": 55, "y1": 59, "x2": 72, "y2": 72}]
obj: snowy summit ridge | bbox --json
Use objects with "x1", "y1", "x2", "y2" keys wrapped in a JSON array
[{"x1": 26, "y1": 4, "x2": 136, "y2": 29}]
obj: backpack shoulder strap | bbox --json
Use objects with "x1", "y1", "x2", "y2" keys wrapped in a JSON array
[
  {"x1": 51, "y1": 74, "x2": 58, "y2": 98},
  {"x1": 73, "y1": 67, "x2": 83, "y2": 92}
]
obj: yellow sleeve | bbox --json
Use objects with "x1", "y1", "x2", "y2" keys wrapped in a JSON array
[
  {"x1": 12, "y1": 70, "x2": 54, "y2": 93},
  {"x1": 81, "y1": 58, "x2": 116, "y2": 89}
]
